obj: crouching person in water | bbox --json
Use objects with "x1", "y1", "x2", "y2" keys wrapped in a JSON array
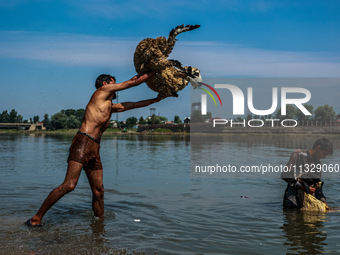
[
  {"x1": 26, "y1": 73, "x2": 166, "y2": 226},
  {"x1": 281, "y1": 138, "x2": 333, "y2": 210}
]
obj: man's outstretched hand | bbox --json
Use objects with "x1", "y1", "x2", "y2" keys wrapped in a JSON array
[{"x1": 130, "y1": 72, "x2": 155, "y2": 86}]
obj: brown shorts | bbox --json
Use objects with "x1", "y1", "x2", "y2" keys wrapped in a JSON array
[{"x1": 67, "y1": 133, "x2": 103, "y2": 171}]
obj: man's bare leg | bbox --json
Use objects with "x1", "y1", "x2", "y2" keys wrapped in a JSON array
[
  {"x1": 85, "y1": 168, "x2": 104, "y2": 218},
  {"x1": 28, "y1": 161, "x2": 83, "y2": 226}
]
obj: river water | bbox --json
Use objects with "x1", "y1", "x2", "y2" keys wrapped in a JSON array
[{"x1": 0, "y1": 133, "x2": 339, "y2": 255}]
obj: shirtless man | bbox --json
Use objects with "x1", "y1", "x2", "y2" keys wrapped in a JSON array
[
  {"x1": 26, "y1": 72, "x2": 165, "y2": 226},
  {"x1": 281, "y1": 138, "x2": 333, "y2": 209}
]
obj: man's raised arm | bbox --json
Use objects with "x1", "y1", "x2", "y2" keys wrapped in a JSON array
[
  {"x1": 102, "y1": 72, "x2": 154, "y2": 95},
  {"x1": 112, "y1": 94, "x2": 165, "y2": 113}
]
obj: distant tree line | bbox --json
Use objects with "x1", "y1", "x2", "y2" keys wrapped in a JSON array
[
  {"x1": 122, "y1": 115, "x2": 182, "y2": 129},
  {"x1": 254, "y1": 104, "x2": 337, "y2": 122},
  {"x1": 43, "y1": 109, "x2": 85, "y2": 130},
  {"x1": 191, "y1": 104, "x2": 337, "y2": 123},
  {"x1": 0, "y1": 109, "x2": 24, "y2": 123},
  {"x1": 0, "y1": 108, "x2": 85, "y2": 130},
  {"x1": 1, "y1": 108, "x2": 183, "y2": 130},
  {"x1": 4, "y1": 103, "x2": 336, "y2": 129}
]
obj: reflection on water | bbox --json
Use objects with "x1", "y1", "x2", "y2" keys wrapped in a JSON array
[
  {"x1": 281, "y1": 210, "x2": 327, "y2": 255},
  {"x1": 0, "y1": 133, "x2": 339, "y2": 254},
  {"x1": 191, "y1": 133, "x2": 340, "y2": 149}
]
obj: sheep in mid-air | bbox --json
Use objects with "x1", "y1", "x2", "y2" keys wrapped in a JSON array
[{"x1": 134, "y1": 24, "x2": 202, "y2": 97}]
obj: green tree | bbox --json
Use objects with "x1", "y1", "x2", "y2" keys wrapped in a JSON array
[
  {"x1": 158, "y1": 116, "x2": 167, "y2": 123},
  {"x1": 43, "y1": 114, "x2": 52, "y2": 130},
  {"x1": 174, "y1": 115, "x2": 182, "y2": 124},
  {"x1": 51, "y1": 112, "x2": 68, "y2": 129},
  {"x1": 314, "y1": 105, "x2": 336, "y2": 122},
  {"x1": 67, "y1": 115, "x2": 81, "y2": 129},
  {"x1": 275, "y1": 105, "x2": 298, "y2": 120},
  {"x1": 33, "y1": 115, "x2": 40, "y2": 123},
  {"x1": 126, "y1": 117, "x2": 138, "y2": 128},
  {"x1": 61, "y1": 109, "x2": 76, "y2": 117},
  {"x1": 147, "y1": 114, "x2": 161, "y2": 125},
  {"x1": 147, "y1": 114, "x2": 168, "y2": 125},
  {"x1": 15, "y1": 114, "x2": 23, "y2": 123},
  {"x1": 296, "y1": 104, "x2": 313, "y2": 122},
  {"x1": 9, "y1": 109, "x2": 18, "y2": 123},
  {"x1": 75, "y1": 109, "x2": 85, "y2": 121},
  {"x1": 138, "y1": 116, "x2": 146, "y2": 125},
  {"x1": 0, "y1": 110, "x2": 10, "y2": 123},
  {"x1": 6, "y1": 109, "x2": 23, "y2": 123}
]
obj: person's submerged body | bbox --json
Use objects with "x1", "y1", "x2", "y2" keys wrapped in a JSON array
[
  {"x1": 26, "y1": 73, "x2": 166, "y2": 226},
  {"x1": 281, "y1": 138, "x2": 333, "y2": 210}
]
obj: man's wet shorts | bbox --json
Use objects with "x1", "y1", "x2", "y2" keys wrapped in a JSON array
[{"x1": 67, "y1": 133, "x2": 103, "y2": 170}]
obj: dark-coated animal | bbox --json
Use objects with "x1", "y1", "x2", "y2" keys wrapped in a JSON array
[{"x1": 134, "y1": 24, "x2": 201, "y2": 97}]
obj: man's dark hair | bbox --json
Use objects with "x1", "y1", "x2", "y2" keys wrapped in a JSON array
[
  {"x1": 313, "y1": 138, "x2": 333, "y2": 154},
  {"x1": 95, "y1": 74, "x2": 116, "y2": 89}
]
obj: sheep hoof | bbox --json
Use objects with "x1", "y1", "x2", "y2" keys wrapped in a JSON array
[
  {"x1": 169, "y1": 59, "x2": 182, "y2": 67},
  {"x1": 171, "y1": 91, "x2": 179, "y2": 97}
]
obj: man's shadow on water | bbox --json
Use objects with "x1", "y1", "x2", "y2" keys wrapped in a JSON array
[{"x1": 280, "y1": 209, "x2": 327, "y2": 255}]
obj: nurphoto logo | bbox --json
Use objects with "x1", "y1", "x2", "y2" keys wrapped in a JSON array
[{"x1": 199, "y1": 83, "x2": 312, "y2": 128}]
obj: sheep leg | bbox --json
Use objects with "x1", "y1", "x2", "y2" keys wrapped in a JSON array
[
  {"x1": 148, "y1": 58, "x2": 174, "y2": 72},
  {"x1": 171, "y1": 91, "x2": 179, "y2": 97},
  {"x1": 174, "y1": 65, "x2": 195, "y2": 78},
  {"x1": 168, "y1": 59, "x2": 182, "y2": 68}
]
